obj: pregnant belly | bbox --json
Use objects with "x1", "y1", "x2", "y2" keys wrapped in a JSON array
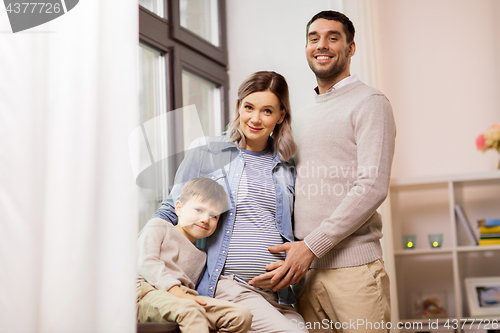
[{"x1": 223, "y1": 234, "x2": 286, "y2": 282}]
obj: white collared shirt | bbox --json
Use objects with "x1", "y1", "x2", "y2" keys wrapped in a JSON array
[{"x1": 315, "y1": 74, "x2": 359, "y2": 94}]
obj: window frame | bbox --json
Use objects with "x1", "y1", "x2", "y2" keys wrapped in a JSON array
[
  {"x1": 138, "y1": 0, "x2": 229, "y2": 185},
  {"x1": 174, "y1": 46, "x2": 229, "y2": 150},
  {"x1": 171, "y1": 0, "x2": 228, "y2": 66}
]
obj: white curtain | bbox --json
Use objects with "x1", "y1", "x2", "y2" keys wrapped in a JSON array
[
  {"x1": 0, "y1": 1, "x2": 138, "y2": 333},
  {"x1": 342, "y1": 0, "x2": 382, "y2": 89}
]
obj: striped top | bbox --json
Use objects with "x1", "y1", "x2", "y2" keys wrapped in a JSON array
[{"x1": 222, "y1": 148, "x2": 286, "y2": 285}]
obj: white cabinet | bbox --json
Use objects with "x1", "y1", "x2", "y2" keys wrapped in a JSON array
[{"x1": 384, "y1": 171, "x2": 500, "y2": 332}]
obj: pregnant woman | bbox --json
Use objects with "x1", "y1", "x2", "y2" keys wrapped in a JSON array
[{"x1": 152, "y1": 71, "x2": 308, "y2": 332}]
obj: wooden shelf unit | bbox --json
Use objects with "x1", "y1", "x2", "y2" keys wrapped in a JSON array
[{"x1": 384, "y1": 171, "x2": 500, "y2": 332}]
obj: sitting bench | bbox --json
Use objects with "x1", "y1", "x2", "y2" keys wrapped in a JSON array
[
  {"x1": 137, "y1": 323, "x2": 219, "y2": 332},
  {"x1": 137, "y1": 323, "x2": 180, "y2": 333}
]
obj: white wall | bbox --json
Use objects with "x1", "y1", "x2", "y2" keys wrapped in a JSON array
[
  {"x1": 375, "y1": 0, "x2": 500, "y2": 178},
  {"x1": 226, "y1": 0, "x2": 342, "y2": 118},
  {"x1": 226, "y1": 0, "x2": 500, "y2": 179}
]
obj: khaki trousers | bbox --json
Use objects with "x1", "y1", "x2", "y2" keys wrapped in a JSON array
[
  {"x1": 137, "y1": 281, "x2": 252, "y2": 333},
  {"x1": 295, "y1": 260, "x2": 390, "y2": 333},
  {"x1": 215, "y1": 275, "x2": 309, "y2": 333}
]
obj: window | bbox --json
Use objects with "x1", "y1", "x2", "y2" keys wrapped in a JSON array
[
  {"x1": 179, "y1": 0, "x2": 219, "y2": 46},
  {"x1": 182, "y1": 69, "x2": 222, "y2": 151},
  {"x1": 137, "y1": 0, "x2": 228, "y2": 227},
  {"x1": 137, "y1": 44, "x2": 168, "y2": 229},
  {"x1": 139, "y1": 0, "x2": 165, "y2": 18}
]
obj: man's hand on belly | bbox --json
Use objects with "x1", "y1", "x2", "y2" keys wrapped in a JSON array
[
  {"x1": 248, "y1": 260, "x2": 284, "y2": 290},
  {"x1": 266, "y1": 241, "x2": 316, "y2": 292}
]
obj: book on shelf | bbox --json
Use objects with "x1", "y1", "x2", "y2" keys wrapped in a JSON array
[
  {"x1": 477, "y1": 223, "x2": 500, "y2": 246},
  {"x1": 454, "y1": 204, "x2": 478, "y2": 245},
  {"x1": 479, "y1": 225, "x2": 500, "y2": 234},
  {"x1": 478, "y1": 238, "x2": 500, "y2": 246},
  {"x1": 477, "y1": 218, "x2": 500, "y2": 227},
  {"x1": 480, "y1": 233, "x2": 500, "y2": 239}
]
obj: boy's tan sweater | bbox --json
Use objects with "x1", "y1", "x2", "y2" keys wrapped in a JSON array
[
  {"x1": 137, "y1": 218, "x2": 206, "y2": 291},
  {"x1": 294, "y1": 80, "x2": 396, "y2": 269}
]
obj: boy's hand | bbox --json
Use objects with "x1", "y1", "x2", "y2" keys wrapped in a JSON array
[{"x1": 168, "y1": 285, "x2": 207, "y2": 306}]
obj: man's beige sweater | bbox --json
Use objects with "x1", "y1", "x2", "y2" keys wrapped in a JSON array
[
  {"x1": 137, "y1": 218, "x2": 206, "y2": 291},
  {"x1": 294, "y1": 80, "x2": 396, "y2": 269}
]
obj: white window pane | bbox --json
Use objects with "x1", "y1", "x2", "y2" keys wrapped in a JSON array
[
  {"x1": 182, "y1": 70, "x2": 222, "y2": 151},
  {"x1": 180, "y1": 0, "x2": 219, "y2": 46},
  {"x1": 138, "y1": 44, "x2": 168, "y2": 229},
  {"x1": 139, "y1": 0, "x2": 165, "y2": 18}
]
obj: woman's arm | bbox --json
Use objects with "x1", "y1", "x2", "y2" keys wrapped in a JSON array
[{"x1": 150, "y1": 139, "x2": 209, "y2": 225}]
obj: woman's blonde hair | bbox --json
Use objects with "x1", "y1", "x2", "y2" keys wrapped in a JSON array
[{"x1": 227, "y1": 71, "x2": 297, "y2": 161}]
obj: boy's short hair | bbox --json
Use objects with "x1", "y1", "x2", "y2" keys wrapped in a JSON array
[{"x1": 179, "y1": 177, "x2": 229, "y2": 212}]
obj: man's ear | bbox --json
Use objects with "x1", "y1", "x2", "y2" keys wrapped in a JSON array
[
  {"x1": 175, "y1": 200, "x2": 182, "y2": 217},
  {"x1": 347, "y1": 41, "x2": 356, "y2": 58}
]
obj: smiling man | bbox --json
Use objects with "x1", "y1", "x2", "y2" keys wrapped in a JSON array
[
  {"x1": 305, "y1": 14, "x2": 354, "y2": 93},
  {"x1": 252, "y1": 10, "x2": 396, "y2": 333}
]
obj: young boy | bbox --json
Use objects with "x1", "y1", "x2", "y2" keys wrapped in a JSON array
[{"x1": 137, "y1": 177, "x2": 252, "y2": 333}]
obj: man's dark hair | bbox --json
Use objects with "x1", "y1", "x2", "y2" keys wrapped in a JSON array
[{"x1": 306, "y1": 10, "x2": 355, "y2": 44}]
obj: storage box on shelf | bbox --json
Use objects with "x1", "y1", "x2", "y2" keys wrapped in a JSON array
[{"x1": 385, "y1": 171, "x2": 500, "y2": 332}]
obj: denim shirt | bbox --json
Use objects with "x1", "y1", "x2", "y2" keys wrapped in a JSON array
[{"x1": 152, "y1": 136, "x2": 297, "y2": 305}]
